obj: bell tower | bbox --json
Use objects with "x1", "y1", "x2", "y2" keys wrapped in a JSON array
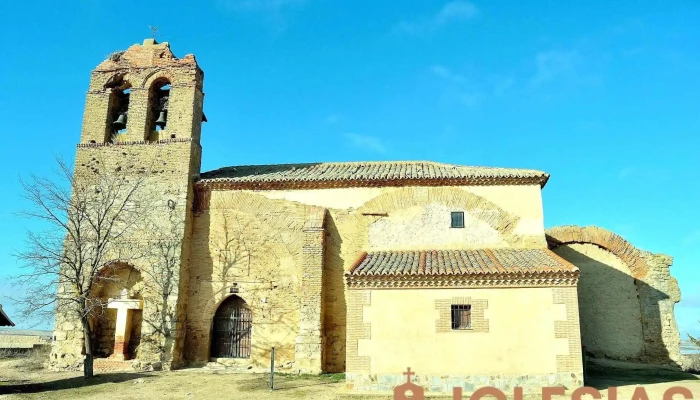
[
  {"x1": 51, "y1": 39, "x2": 205, "y2": 371},
  {"x1": 79, "y1": 38, "x2": 204, "y2": 145}
]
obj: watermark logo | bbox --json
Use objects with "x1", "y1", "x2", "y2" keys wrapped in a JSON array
[{"x1": 393, "y1": 367, "x2": 695, "y2": 400}]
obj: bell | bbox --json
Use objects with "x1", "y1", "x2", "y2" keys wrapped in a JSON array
[
  {"x1": 155, "y1": 110, "x2": 167, "y2": 129},
  {"x1": 112, "y1": 113, "x2": 127, "y2": 130}
]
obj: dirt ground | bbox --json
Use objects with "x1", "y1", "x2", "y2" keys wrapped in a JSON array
[{"x1": 1, "y1": 358, "x2": 698, "y2": 400}]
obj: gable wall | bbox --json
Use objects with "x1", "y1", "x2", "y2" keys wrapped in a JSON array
[{"x1": 345, "y1": 286, "x2": 583, "y2": 392}]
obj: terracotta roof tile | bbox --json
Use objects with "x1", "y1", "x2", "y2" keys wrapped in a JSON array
[
  {"x1": 0, "y1": 305, "x2": 15, "y2": 327},
  {"x1": 346, "y1": 248, "x2": 578, "y2": 277},
  {"x1": 197, "y1": 161, "x2": 549, "y2": 190}
]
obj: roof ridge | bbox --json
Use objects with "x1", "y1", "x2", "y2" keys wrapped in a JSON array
[
  {"x1": 345, "y1": 248, "x2": 580, "y2": 279},
  {"x1": 198, "y1": 161, "x2": 550, "y2": 189},
  {"x1": 201, "y1": 160, "x2": 547, "y2": 172}
]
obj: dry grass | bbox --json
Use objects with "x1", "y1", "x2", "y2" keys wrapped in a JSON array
[
  {"x1": 0, "y1": 347, "x2": 49, "y2": 371},
  {"x1": 683, "y1": 354, "x2": 700, "y2": 374}
]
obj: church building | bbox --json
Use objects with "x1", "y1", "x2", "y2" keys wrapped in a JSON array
[{"x1": 50, "y1": 39, "x2": 684, "y2": 394}]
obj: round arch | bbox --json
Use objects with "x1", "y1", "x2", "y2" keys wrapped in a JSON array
[
  {"x1": 91, "y1": 262, "x2": 144, "y2": 359},
  {"x1": 546, "y1": 225, "x2": 649, "y2": 279},
  {"x1": 355, "y1": 186, "x2": 524, "y2": 248},
  {"x1": 141, "y1": 70, "x2": 178, "y2": 89}
]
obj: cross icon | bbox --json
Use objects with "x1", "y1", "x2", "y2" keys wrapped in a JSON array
[{"x1": 403, "y1": 367, "x2": 415, "y2": 383}]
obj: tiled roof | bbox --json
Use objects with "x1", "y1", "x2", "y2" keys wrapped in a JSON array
[
  {"x1": 0, "y1": 305, "x2": 15, "y2": 327},
  {"x1": 197, "y1": 161, "x2": 549, "y2": 190},
  {"x1": 346, "y1": 249, "x2": 578, "y2": 277}
]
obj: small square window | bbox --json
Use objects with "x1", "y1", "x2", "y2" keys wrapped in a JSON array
[
  {"x1": 450, "y1": 211, "x2": 465, "y2": 228},
  {"x1": 451, "y1": 304, "x2": 472, "y2": 330}
]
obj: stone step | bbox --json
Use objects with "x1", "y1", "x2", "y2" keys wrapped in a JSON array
[
  {"x1": 93, "y1": 358, "x2": 134, "y2": 373},
  {"x1": 203, "y1": 362, "x2": 265, "y2": 373},
  {"x1": 204, "y1": 362, "x2": 227, "y2": 370}
]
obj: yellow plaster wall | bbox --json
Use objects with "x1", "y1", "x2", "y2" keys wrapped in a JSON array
[
  {"x1": 352, "y1": 287, "x2": 575, "y2": 375},
  {"x1": 367, "y1": 203, "x2": 507, "y2": 250},
  {"x1": 256, "y1": 185, "x2": 543, "y2": 231}
]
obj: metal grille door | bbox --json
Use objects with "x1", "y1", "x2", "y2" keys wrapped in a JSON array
[{"x1": 211, "y1": 296, "x2": 252, "y2": 359}]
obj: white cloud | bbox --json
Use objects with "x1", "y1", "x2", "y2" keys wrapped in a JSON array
[
  {"x1": 618, "y1": 167, "x2": 635, "y2": 181},
  {"x1": 434, "y1": 1, "x2": 480, "y2": 25},
  {"x1": 491, "y1": 75, "x2": 515, "y2": 96},
  {"x1": 458, "y1": 92, "x2": 481, "y2": 107},
  {"x1": 530, "y1": 50, "x2": 581, "y2": 86},
  {"x1": 219, "y1": 0, "x2": 307, "y2": 12},
  {"x1": 683, "y1": 230, "x2": 700, "y2": 246},
  {"x1": 217, "y1": 0, "x2": 308, "y2": 34},
  {"x1": 325, "y1": 114, "x2": 340, "y2": 124},
  {"x1": 431, "y1": 64, "x2": 481, "y2": 107},
  {"x1": 431, "y1": 65, "x2": 466, "y2": 84},
  {"x1": 343, "y1": 133, "x2": 386, "y2": 154},
  {"x1": 393, "y1": 1, "x2": 479, "y2": 36}
]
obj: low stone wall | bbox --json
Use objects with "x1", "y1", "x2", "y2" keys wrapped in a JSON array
[{"x1": 0, "y1": 334, "x2": 51, "y2": 350}]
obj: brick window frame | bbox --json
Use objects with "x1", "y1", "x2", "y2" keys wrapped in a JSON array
[{"x1": 436, "y1": 297, "x2": 488, "y2": 333}]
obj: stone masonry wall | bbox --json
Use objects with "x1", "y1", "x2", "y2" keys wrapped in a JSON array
[
  {"x1": 553, "y1": 243, "x2": 645, "y2": 360},
  {"x1": 547, "y1": 226, "x2": 682, "y2": 367},
  {"x1": 185, "y1": 191, "x2": 325, "y2": 370}
]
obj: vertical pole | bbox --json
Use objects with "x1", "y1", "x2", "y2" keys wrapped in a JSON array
[
  {"x1": 581, "y1": 345, "x2": 587, "y2": 385},
  {"x1": 270, "y1": 346, "x2": 275, "y2": 390}
]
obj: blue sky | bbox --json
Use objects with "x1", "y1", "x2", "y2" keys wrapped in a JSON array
[{"x1": 0, "y1": 1, "x2": 698, "y2": 337}]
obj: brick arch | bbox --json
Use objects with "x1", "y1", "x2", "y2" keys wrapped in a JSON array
[
  {"x1": 201, "y1": 291, "x2": 255, "y2": 360},
  {"x1": 91, "y1": 261, "x2": 144, "y2": 359},
  {"x1": 201, "y1": 291, "x2": 254, "y2": 326},
  {"x1": 545, "y1": 225, "x2": 649, "y2": 279},
  {"x1": 95, "y1": 260, "x2": 142, "y2": 285},
  {"x1": 140, "y1": 70, "x2": 179, "y2": 89},
  {"x1": 98, "y1": 72, "x2": 133, "y2": 91},
  {"x1": 356, "y1": 186, "x2": 522, "y2": 244}
]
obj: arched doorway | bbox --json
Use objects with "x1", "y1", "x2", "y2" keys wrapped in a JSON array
[
  {"x1": 211, "y1": 295, "x2": 252, "y2": 359},
  {"x1": 92, "y1": 263, "x2": 143, "y2": 359}
]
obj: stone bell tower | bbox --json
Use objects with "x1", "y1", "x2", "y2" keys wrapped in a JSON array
[{"x1": 50, "y1": 39, "x2": 204, "y2": 371}]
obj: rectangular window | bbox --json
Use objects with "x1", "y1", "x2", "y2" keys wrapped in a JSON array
[
  {"x1": 451, "y1": 304, "x2": 472, "y2": 330},
  {"x1": 451, "y1": 211, "x2": 465, "y2": 228}
]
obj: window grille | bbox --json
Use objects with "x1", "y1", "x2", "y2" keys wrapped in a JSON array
[
  {"x1": 451, "y1": 304, "x2": 472, "y2": 330},
  {"x1": 451, "y1": 211, "x2": 465, "y2": 228}
]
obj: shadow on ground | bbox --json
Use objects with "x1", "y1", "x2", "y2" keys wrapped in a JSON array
[
  {"x1": 586, "y1": 364, "x2": 699, "y2": 390},
  {"x1": 235, "y1": 373, "x2": 344, "y2": 392},
  {"x1": 0, "y1": 373, "x2": 152, "y2": 395}
]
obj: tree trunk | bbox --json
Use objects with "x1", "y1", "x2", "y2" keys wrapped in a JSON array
[{"x1": 81, "y1": 317, "x2": 94, "y2": 378}]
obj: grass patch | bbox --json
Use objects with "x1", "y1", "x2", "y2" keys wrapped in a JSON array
[
  {"x1": 0, "y1": 346, "x2": 50, "y2": 371},
  {"x1": 272, "y1": 372, "x2": 344, "y2": 382}
]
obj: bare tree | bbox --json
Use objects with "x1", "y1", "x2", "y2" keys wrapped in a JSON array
[
  {"x1": 12, "y1": 157, "x2": 150, "y2": 378},
  {"x1": 136, "y1": 208, "x2": 184, "y2": 367},
  {"x1": 691, "y1": 324, "x2": 700, "y2": 348}
]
